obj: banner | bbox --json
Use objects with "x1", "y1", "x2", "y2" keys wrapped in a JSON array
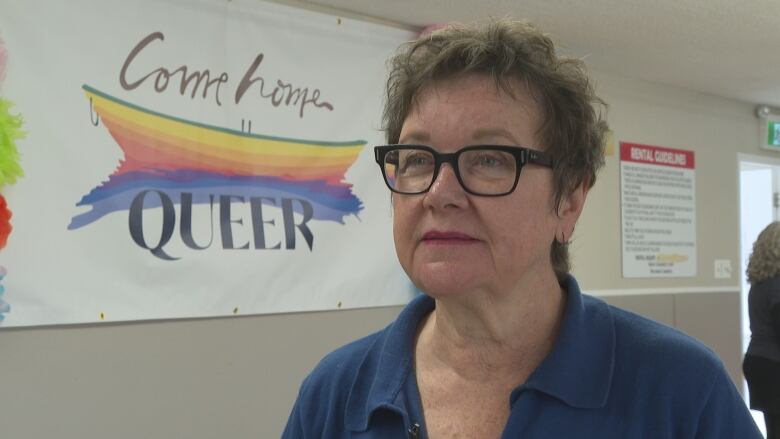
[{"x1": 0, "y1": 0, "x2": 418, "y2": 326}]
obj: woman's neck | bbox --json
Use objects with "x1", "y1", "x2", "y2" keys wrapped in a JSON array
[{"x1": 416, "y1": 276, "x2": 567, "y2": 384}]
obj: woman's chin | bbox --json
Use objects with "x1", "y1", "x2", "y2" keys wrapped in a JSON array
[{"x1": 412, "y1": 262, "x2": 483, "y2": 298}]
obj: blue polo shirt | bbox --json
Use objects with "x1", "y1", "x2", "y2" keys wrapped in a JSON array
[{"x1": 282, "y1": 276, "x2": 761, "y2": 438}]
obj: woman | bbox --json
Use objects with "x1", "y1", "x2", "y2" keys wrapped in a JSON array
[
  {"x1": 745, "y1": 221, "x2": 780, "y2": 438},
  {"x1": 283, "y1": 20, "x2": 760, "y2": 438}
]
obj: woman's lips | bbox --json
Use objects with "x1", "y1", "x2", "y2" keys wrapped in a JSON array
[{"x1": 421, "y1": 231, "x2": 479, "y2": 244}]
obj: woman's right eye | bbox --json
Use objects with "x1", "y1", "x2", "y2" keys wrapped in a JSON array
[{"x1": 403, "y1": 153, "x2": 433, "y2": 168}]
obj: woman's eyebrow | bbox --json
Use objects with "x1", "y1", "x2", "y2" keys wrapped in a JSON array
[
  {"x1": 398, "y1": 131, "x2": 430, "y2": 144},
  {"x1": 399, "y1": 128, "x2": 520, "y2": 145},
  {"x1": 471, "y1": 128, "x2": 520, "y2": 144}
]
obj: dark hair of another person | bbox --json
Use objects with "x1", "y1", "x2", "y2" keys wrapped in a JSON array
[{"x1": 382, "y1": 19, "x2": 609, "y2": 281}]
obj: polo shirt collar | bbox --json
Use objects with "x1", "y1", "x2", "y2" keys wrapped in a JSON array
[
  {"x1": 519, "y1": 275, "x2": 616, "y2": 408},
  {"x1": 344, "y1": 293, "x2": 434, "y2": 431},
  {"x1": 344, "y1": 275, "x2": 615, "y2": 431}
]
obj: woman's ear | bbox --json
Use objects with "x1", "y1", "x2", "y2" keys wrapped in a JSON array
[{"x1": 556, "y1": 179, "x2": 590, "y2": 239}]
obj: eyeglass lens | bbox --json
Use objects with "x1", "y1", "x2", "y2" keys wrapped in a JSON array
[{"x1": 384, "y1": 148, "x2": 518, "y2": 194}]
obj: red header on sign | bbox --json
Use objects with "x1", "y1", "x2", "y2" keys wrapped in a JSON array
[{"x1": 619, "y1": 142, "x2": 695, "y2": 169}]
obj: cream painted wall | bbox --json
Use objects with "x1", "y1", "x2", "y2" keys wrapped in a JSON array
[{"x1": 573, "y1": 70, "x2": 764, "y2": 290}]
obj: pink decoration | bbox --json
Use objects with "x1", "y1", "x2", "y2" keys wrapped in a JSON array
[
  {"x1": 419, "y1": 23, "x2": 450, "y2": 38},
  {"x1": 0, "y1": 194, "x2": 10, "y2": 249},
  {"x1": 0, "y1": 38, "x2": 6, "y2": 83}
]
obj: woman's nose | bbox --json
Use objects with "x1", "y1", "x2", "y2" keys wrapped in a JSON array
[{"x1": 423, "y1": 163, "x2": 468, "y2": 209}]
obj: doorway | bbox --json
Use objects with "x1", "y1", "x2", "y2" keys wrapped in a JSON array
[{"x1": 739, "y1": 154, "x2": 780, "y2": 436}]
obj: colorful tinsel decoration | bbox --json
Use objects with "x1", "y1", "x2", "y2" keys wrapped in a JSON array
[
  {"x1": 0, "y1": 194, "x2": 10, "y2": 249},
  {"x1": 0, "y1": 36, "x2": 21, "y2": 324},
  {"x1": 0, "y1": 98, "x2": 24, "y2": 189}
]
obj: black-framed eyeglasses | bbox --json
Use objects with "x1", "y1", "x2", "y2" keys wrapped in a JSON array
[{"x1": 374, "y1": 144, "x2": 553, "y2": 196}]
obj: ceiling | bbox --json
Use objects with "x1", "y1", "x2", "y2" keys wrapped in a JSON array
[{"x1": 302, "y1": 0, "x2": 780, "y2": 109}]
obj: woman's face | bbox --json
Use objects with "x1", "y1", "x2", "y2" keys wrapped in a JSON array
[{"x1": 392, "y1": 74, "x2": 584, "y2": 299}]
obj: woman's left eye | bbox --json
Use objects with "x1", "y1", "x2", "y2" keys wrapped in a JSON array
[{"x1": 475, "y1": 154, "x2": 505, "y2": 167}]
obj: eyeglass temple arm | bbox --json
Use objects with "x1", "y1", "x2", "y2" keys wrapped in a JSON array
[{"x1": 527, "y1": 149, "x2": 553, "y2": 168}]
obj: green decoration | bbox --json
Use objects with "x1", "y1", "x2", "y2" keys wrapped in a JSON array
[{"x1": 0, "y1": 97, "x2": 24, "y2": 189}]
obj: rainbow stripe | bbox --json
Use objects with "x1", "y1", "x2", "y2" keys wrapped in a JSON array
[{"x1": 69, "y1": 86, "x2": 365, "y2": 230}]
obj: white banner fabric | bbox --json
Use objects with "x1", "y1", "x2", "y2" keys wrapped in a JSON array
[{"x1": 0, "y1": 0, "x2": 418, "y2": 327}]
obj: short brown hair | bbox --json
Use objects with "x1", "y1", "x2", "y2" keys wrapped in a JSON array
[{"x1": 382, "y1": 19, "x2": 608, "y2": 281}]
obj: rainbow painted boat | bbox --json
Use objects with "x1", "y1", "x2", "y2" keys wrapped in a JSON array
[{"x1": 69, "y1": 85, "x2": 365, "y2": 230}]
